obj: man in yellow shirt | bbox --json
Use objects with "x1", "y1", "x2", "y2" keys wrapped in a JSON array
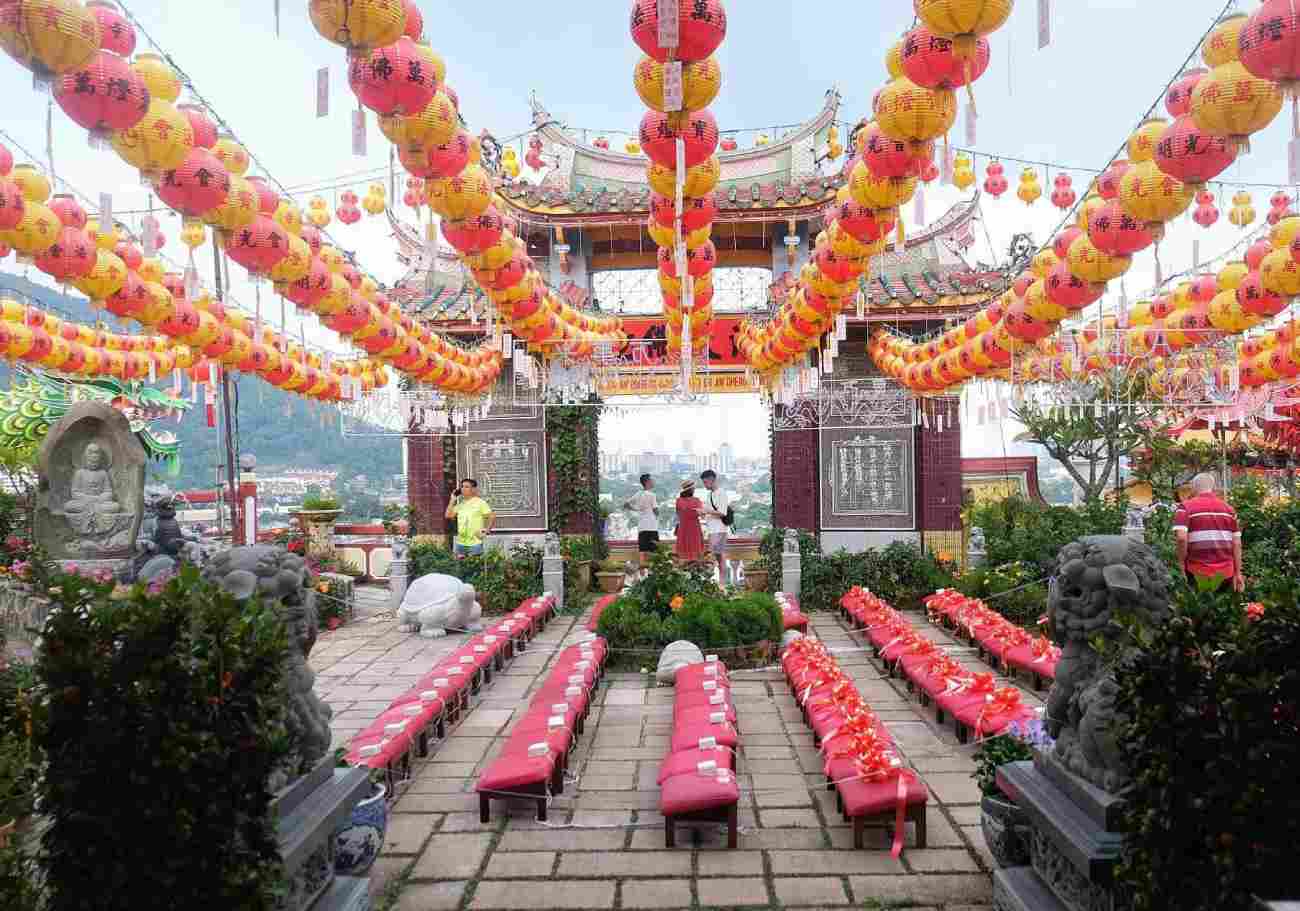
[{"x1": 445, "y1": 478, "x2": 495, "y2": 557}]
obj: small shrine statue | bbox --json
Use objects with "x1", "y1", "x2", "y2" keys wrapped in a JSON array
[{"x1": 64, "y1": 442, "x2": 122, "y2": 532}]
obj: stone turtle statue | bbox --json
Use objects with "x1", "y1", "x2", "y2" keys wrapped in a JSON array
[
  {"x1": 1044, "y1": 535, "x2": 1170, "y2": 793},
  {"x1": 656, "y1": 640, "x2": 704, "y2": 685},
  {"x1": 203, "y1": 545, "x2": 333, "y2": 790},
  {"x1": 398, "y1": 573, "x2": 481, "y2": 638}
]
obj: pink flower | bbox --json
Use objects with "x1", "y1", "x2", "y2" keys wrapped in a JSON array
[
  {"x1": 1246, "y1": 602, "x2": 1265, "y2": 622},
  {"x1": 64, "y1": 562, "x2": 80, "y2": 576}
]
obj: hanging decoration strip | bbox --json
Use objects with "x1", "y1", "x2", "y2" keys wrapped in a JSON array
[
  {"x1": 310, "y1": 0, "x2": 627, "y2": 379},
  {"x1": 867, "y1": 4, "x2": 1300, "y2": 399},
  {"x1": 736, "y1": 0, "x2": 1012, "y2": 389}
]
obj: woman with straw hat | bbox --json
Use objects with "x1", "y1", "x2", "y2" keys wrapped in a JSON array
[{"x1": 674, "y1": 478, "x2": 706, "y2": 565}]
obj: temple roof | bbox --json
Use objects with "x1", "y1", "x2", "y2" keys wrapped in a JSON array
[{"x1": 497, "y1": 92, "x2": 846, "y2": 224}]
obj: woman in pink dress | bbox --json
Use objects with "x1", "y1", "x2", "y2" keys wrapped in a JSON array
[{"x1": 674, "y1": 480, "x2": 707, "y2": 565}]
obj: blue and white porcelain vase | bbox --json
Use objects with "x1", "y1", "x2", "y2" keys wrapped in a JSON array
[{"x1": 334, "y1": 784, "x2": 387, "y2": 876}]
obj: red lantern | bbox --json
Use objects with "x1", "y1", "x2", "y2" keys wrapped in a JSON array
[
  {"x1": 837, "y1": 198, "x2": 895, "y2": 243},
  {"x1": 639, "y1": 109, "x2": 719, "y2": 169},
  {"x1": 918, "y1": 157, "x2": 939, "y2": 183},
  {"x1": 115, "y1": 242, "x2": 142, "y2": 271},
  {"x1": 1239, "y1": 270, "x2": 1287, "y2": 317},
  {"x1": 1190, "y1": 274, "x2": 1218, "y2": 304},
  {"x1": 157, "y1": 149, "x2": 230, "y2": 217},
  {"x1": 900, "y1": 26, "x2": 990, "y2": 89},
  {"x1": 49, "y1": 193, "x2": 86, "y2": 228},
  {"x1": 1154, "y1": 116, "x2": 1236, "y2": 188},
  {"x1": 300, "y1": 224, "x2": 322, "y2": 257},
  {"x1": 348, "y1": 37, "x2": 437, "y2": 116},
  {"x1": 720, "y1": 137, "x2": 737, "y2": 152},
  {"x1": 224, "y1": 215, "x2": 289, "y2": 275},
  {"x1": 282, "y1": 256, "x2": 331, "y2": 309},
  {"x1": 0, "y1": 143, "x2": 11, "y2": 176},
  {"x1": 861, "y1": 124, "x2": 926, "y2": 179},
  {"x1": 1089, "y1": 201, "x2": 1155, "y2": 256},
  {"x1": 1046, "y1": 261, "x2": 1104, "y2": 312},
  {"x1": 1194, "y1": 190, "x2": 1220, "y2": 228},
  {"x1": 1053, "y1": 227, "x2": 1083, "y2": 259},
  {"x1": 245, "y1": 175, "x2": 280, "y2": 216},
  {"x1": 815, "y1": 247, "x2": 861, "y2": 284},
  {"x1": 1165, "y1": 68, "x2": 1206, "y2": 117},
  {"x1": 983, "y1": 161, "x2": 1007, "y2": 198},
  {"x1": 35, "y1": 227, "x2": 95, "y2": 282},
  {"x1": 88, "y1": 1, "x2": 135, "y2": 57},
  {"x1": 402, "y1": 0, "x2": 423, "y2": 39},
  {"x1": 650, "y1": 191, "x2": 717, "y2": 231},
  {"x1": 1004, "y1": 300, "x2": 1053, "y2": 341},
  {"x1": 337, "y1": 203, "x2": 361, "y2": 224},
  {"x1": 630, "y1": 0, "x2": 727, "y2": 63},
  {"x1": 1240, "y1": 1, "x2": 1300, "y2": 94},
  {"x1": 54, "y1": 51, "x2": 149, "y2": 141},
  {"x1": 178, "y1": 103, "x2": 217, "y2": 149},
  {"x1": 417, "y1": 130, "x2": 471, "y2": 179},
  {"x1": 1096, "y1": 159, "x2": 1132, "y2": 200},
  {"x1": 1269, "y1": 192, "x2": 1294, "y2": 225},
  {"x1": 105, "y1": 271, "x2": 148, "y2": 319},
  {"x1": 1050, "y1": 174, "x2": 1076, "y2": 210},
  {"x1": 441, "y1": 206, "x2": 504, "y2": 254},
  {"x1": 1247, "y1": 238, "x2": 1273, "y2": 270}
]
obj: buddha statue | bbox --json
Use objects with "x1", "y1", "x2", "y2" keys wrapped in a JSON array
[{"x1": 64, "y1": 442, "x2": 122, "y2": 532}]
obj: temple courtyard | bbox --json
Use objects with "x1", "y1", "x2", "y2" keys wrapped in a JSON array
[{"x1": 310, "y1": 590, "x2": 1043, "y2": 910}]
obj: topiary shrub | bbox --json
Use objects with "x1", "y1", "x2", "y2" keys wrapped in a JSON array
[
  {"x1": 407, "y1": 541, "x2": 543, "y2": 615},
  {"x1": 36, "y1": 567, "x2": 291, "y2": 911}
]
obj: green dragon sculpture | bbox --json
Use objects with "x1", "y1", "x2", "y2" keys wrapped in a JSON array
[{"x1": 0, "y1": 367, "x2": 191, "y2": 474}]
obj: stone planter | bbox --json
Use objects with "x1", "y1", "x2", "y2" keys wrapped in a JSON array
[
  {"x1": 596, "y1": 571, "x2": 624, "y2": 594},
  {"x1": 981, "y1": 791, "x2": 1030, "y2": 868},
  {"x1": 744, "y1": 568, "x2": 769, "y2": 592},
  {"x1": 292, "y1": 509, "x2": 341, "y2": 560},
  {"x1": 334, "y1": 783, "x2": 387, "y2": 877}
]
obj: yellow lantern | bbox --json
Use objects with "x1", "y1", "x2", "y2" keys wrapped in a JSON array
[
  {"x1": 274, "y1": 200, "x2": 304, "y2": 236},
  {"x1": 317, "y1": 273, "x2": 351, "y2": 316},
  {"x1": 1229, "y1": 190, "x2": 1256, "y2": 228},
  {"x1": 1260, "y1": 248, "x2": 1300, "y2": 296},
  {"x1": 202, "y1": 173, "x2": 257, "y2": 232},
  {"x1": 755, "y1": 133, "x2": 770, "y2": 147},
  {"x1": 72, "y1": 249, "x2": 127, "y2": 300},
  {"x1": 379, "y1": 90, "x2": 457, "y2": 153},
  {"x1": 1068, "y1": 236, "x2": 1131, "y2": 283},
  {"x1": 1075, "y1": 194, "x2": 1106, "y2": 232},
  {"x1": 361, "y1": 189, "x2": 386, "y2": 216},
  {"x1": 309, "y1": 0, "x2": 405, "y2": 50},
  {"x1": 874, "y1": 78, "x2": 956, "y2": 146},
  {"x1": 1118, "y1": 160, "x2": 1193, "y2": 226},
  {"x1": 886, "y1": 38, "x2": 905, "y2": 79},
  {"x1": 953, "y1": 153, "x2": 975, "y2": 190},
  {"x1": 9, "y1": 164, "x2": 50, "y2": 203},
  {"x1": 850, "y1": 159, "x2": 917, "y2": 208},
  {"x1": 647, "y1": 156, "x2": 720, "y2": 197},
  {"x1": 110, "y1": 98, "x2": 194, "y2": 178},
  {"x1": 1208, "y1": 290, "x2": 1259, "y2": 333},
  {"x1": 212, "y1": 134, "x2": 250, "y2": 177},
  {"x1": 0, "y1": 0, "x2": 100, "y2": 80},
  {"x1": 131, "y1": 52, "x2": 181, "y2": 103},
  {"x1": 1272, "y1": 215, "x2": 1300, "y2": 250},
  {"x1": 1031, "y1": 248, "x2": 1058, "y2": 279},
  {"x1": 412, "y1": 42, "x2": 446, "y2": 87},
  {"x1": 634, "y1": 55, "x2": 722, "y2": 115},
  {"x1": 914, "y1": 0, "x2": 1014, "y2": 58},
  {"x1": 1, "y1": 201, "x2": 59, "y2": 255},
  {"x1": 501, "y1": 148, "x2": 521, "y2": 177},
  {"x1": 1126, "y1": 118, "x2": 1167, "y2": 163},
  {"x1": 180, "y1": 218, "x2": 207, "y2": 250},
  {"x1": 138, "y1": 257, "x2": 164, "y2": 283},
  {"x1": 319, "y1": 244, "x2": 346, "y2": 273},
  {"x1": 269, "y1": 233, "x2": 311, "y2": 284},
  {"x1": 427, "y1": 165, "x2": 491, "y2": 221},
  {"x1": 1202, "y1": 13, "x2": 1248, "y2": 68},
  {"x1": 1216, "y1": 260, "x2": 1249, "y2": 291},
  {"x1": 139, "y1": 281, "x2": 175, "y2": 326},
  {"x1": 1024, "y1": 280, "x2": 1066, "y2": 323},
  {"x1": 1191, "y1": 61, "x2": 1283, "y2": 154},
  {"x1": 1016, "y1": 168, "x2": 1042, "y2": 206}
]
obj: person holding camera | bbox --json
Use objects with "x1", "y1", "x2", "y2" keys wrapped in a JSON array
[
  {"x1": 700, "y1": 469, "x2": 734, "y2": 583},
  {"x1": 445, "y1": 478, "x2": 495, "y2": 558}
]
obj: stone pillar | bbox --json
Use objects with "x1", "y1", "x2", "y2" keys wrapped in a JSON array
[
  {"x1": 781, "y1": 528, "x2": 802, "y2": 598},
  {"x1": 235, "y1": 453, "x2": 257, "y2": 546},
  {"x1": 966, "y1": 526, "x2": 986, "y2": 569},
  {"x1": 389, "y1": 537, "x2": 410, "y2": 615},
  {"x1": 406, "y1": 431, "x2": 453, "y2": 537},
  {"x1": 542, "y1": 532, "x2": 565, "y2": 606}
]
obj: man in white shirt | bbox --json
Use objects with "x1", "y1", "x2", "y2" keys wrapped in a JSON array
[
  {"x1": 623, "y1": 473, "x2": 659, "y2": 570},
  {"x1": 700, "y1": 469, "x2": 731, "y2": 582}
]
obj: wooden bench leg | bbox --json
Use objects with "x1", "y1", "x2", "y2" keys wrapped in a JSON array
[
  {"x1": 913, "y1": 806, "x2": 927, "y2": 848},
  {"x1": 537, "y1": 797, "x2": 547, "y2": 822},
  {"x1": 479, "y1": 793, "x2": 490, "y2": 824},
  {"x1": 956, "y1": 722, "x2": 969, "y2": 745},
  {"x1": 727, "y1": 804, "x2": 738, "y2": 849},
  {"x1": 665, "y1": 817, "x2": 675, "y2": 848},
  {"x1": 853, "y1": 815, "x2": 865, "y2": 850}
]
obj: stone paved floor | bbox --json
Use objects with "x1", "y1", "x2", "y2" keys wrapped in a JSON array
[{"x1": 313, "y1": 592, "x2": 1046, "y2": 910}]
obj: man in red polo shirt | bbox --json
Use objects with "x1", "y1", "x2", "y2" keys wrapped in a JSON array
[{"x1": 1173, "y1": 473, "x2": 1243, "y2": 592}]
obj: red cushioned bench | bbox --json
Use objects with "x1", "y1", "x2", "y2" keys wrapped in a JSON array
[
  {"x1": 775, "y1": 592, "x2": 809, "y2": 634},
  {"x1": 476, "y1": 634, "x2": 607, "y2": 822},
  {"x1": 660, "y1": 658, "x2": 742, "y2": 849},
  {"x1": 587, "y1": 593, "x2": 618, "y2": 633}
]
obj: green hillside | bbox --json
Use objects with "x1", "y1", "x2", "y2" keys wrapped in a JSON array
[{"x1": 0, "y1": 272, "x2": 403, "y2": 491}]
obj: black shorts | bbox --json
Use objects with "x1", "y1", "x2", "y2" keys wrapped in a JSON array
[{"x1": 637, "y1": 531, "x2": 660, "y2": 553}]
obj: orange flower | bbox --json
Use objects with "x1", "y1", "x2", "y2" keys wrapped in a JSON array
[{"x1": 670, "y1": 595, "x2": 684, "y2": 612}]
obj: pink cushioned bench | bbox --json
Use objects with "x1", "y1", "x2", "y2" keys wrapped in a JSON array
[
  {"x1": 775, "y1": 592, "x2": 809, "y2": 634},
  {"x1": 587, "y1": 594, "x2": 618, "y2": 632},
  {"x1": 660, "y1": 658, "x2": 742, "y2": 849},
  {"x1": 476, "y1": 633, "x2": 608, "y2": 822}
]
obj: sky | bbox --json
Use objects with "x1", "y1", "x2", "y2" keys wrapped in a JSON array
[{"x1": 1, "y1": 0, "x2": 1293, "y2": 460}]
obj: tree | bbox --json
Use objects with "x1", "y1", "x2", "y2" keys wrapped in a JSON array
[{"x1": 1130, "y1": 437, "x2": 1223, "y2": 504}]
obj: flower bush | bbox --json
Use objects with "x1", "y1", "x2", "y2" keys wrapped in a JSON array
[
  {"x1": 965, "y1": 495, "x2": 1127, "y2": 576},
  {"x1": 971, "y1": 719, "x2": 1054, "y2": 797},
  {"x1": 800, "y1": 541, "x2": 954, "y2": 613},
  {"x1": 953, "y1": 561, "x2": 1047, "y2": 629},
  {"x1": 407, "y1": 541, "x2": 544, "y2": 615}
]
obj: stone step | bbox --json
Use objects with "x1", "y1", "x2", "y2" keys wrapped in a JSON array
[
  {"x1": 993, "y1": 866, "x2": 1070, "y2": 911},
  {"x1": 313, "y1": 875, "x2": 370, "y2": 911},
  {"x1": 997, "y1": 761, "x2": 1124, "y2": 886},
  {"x1": 274, "y1": 758, "x2": 335, "y2": 822},
  {"x1": 278, "y1": 767, "x2": 372, "y2": 874}
]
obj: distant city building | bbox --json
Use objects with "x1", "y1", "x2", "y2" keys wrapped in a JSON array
[{"x1": 719, "y1": 443, "x2": 734, "y2": 474}]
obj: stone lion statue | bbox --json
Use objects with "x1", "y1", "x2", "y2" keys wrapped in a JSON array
[
  {"x1": 203, "y1": 545, "x2": 333, "y2": 790},
  {"x1": 398, "y1": 573, "x2": 481, "y2": 638},
  {"x1": 1045, "y1": 535, "x2": 1170, "y2": 793}
]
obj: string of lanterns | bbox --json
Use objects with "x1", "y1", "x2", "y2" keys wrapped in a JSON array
[
  {"x1": 629, "y1": 0, "x2": 727, "y2": 357},
  {"x1": 311, "y1": 0, "x2": 626, "y2": 372},
  {"x1": 738, "y1": 0, "x2": 1011, "y2": 378},
  {"x1": 870, "y1": 8, "x2": 1299, "y2": 396}
]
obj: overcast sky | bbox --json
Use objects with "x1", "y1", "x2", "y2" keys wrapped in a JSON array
[{"x1": 0, "y1": 0, "x2": 1290, "y2": 459}]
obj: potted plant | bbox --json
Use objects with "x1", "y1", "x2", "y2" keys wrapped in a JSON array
[
  {"x1": 333, "y1": 750, "x2": 388, "y2": 877},
  {"x1": 972, "y1": 720, "x2": 1051, "y2": 868},
  {"x1": 743, "y1": 561, "x2": 770, "y2": 592},
  {"x1": 291, "y1": 488, "x2": 343, "y2": 560},
  {"x1": 595, "y1": 558, "x2": 626, "y2": 594},
  {"x1": 562, "y1": 536, "x2": 595, "y2": 592}
]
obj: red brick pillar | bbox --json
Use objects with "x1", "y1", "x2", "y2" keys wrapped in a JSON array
[
  {"x1": 406, "y1": 433, "x2": 452, "y2": 536},
  {"x1": 917, "y1": 396, "x2": 963, "y2": 560},
  {"x1": 771, "y1": 412, "x2": 819, "y2": 532}
]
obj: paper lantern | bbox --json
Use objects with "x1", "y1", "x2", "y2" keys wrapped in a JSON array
[
  {"x1": 279, "y1": 255, "x2": 331, "y2": 310},
  {"x1": 914, "y1": 0, "x2": 1012, "y2": 59},
  {"x1": 1239, "y1": 268, "x2": 1288, "y2": 316},
  {"x1": 953, "y1": 154, "x2": 975, "y2": 190},
  {"x1": 634, "y1": 55, "x2": 721, "y2": 113},
  {"x1": 85, "y1": 0, "x2": 132, "y2": 55},
  {"x1": 34, "y1": 225, "x2": 94, "y2": 281},
  {"x1": 110, "y1": 97, "x2": 193, "y2": 178},
  {"x1": 336, "y1": 202, "x2": 361, "y2": 224},
  {"x1": 378, "y1": 89, "x2": 457, "y2": 153},
  {"x1": 630, "y1": 0, "x2": 727, "y2": 63},
  {"x1": 850, "y1": 159, "x2": 917, "y2": 208},
  {"x1": 639, "y1": 109, "x2": 719, "y2": 169},
  {"x1": 1194, "y1": 190, "x2": 1220, "y2": 228},
  {"x1": 836, "y1": 198, "x2": 896, "y2": 244},
  {"x1": 54, "y1": 50, "x2": 149, "y2": 141},
  {"x1": 1016, "y1": 168, "x2": 1042, "y2": 205},
  {"x1": 1261, "y1": 247, "x2": 1300, "y2": 296},
  {"x1": 1191, "y1": 61, "x2": 1283, "y2": 153},
  {"x1": 0, "y1": 0, "x2": 100, "y2": 81},
  {"x1": 646, "y1": 156, "x2": 720, "y2": 198},
  {"x1": 1239, "y1": 1, "x2": 1300, "y2": 97},
  {"x1": 1166, "y1": 68, "x2": 1206, "y2": 117},
  {"x1": 202, "y1": 172, "x2": 257, "y2": 232},
  {"x1": 72, "y1": 248, "x2": 125, "y2": 299},
  {"x1": 9, "y1": 164, "x2": 48, "y2": 202},
  {"x1": 983, "y1": 160, "x2": 1007, "y2": 197},
  {"x1": 875, "y1": 78, "x2": 955, "y2": 147},
  {"x1": 427, "y1": 165, "x2": 491, "y2": 220},
  {"x1": 157, "y1": 149, "x2": 229, "y2": 217},
  {"x1": 1154, "y1": 115, "x2": 1235, "y2": 188},
  {"x1": 401, "y1": 129, "x2": 470, "y2": 179},
  {"x1": 1046, "y1": 260, "x2": 1104, "y2": 312},
  {"x1": 1203, "y1": 12, "x2": 1248, "y2": 67},
  {"x1": 1230, "y1": 190, "x2": 1257, "y2": 228},
  {"x1": 860, "y1": 124, "x2": 928, "y2": 179},
  {"x1": 1117, "y1": 160, "x2": 1193, "y2": 226},
  {"x1": 442, "y1": 207, "x2": 504, "y2": 255},
  {"x1": 0, "y1": 179, "x2": 23, "y2": 232},
  {"x1": 1068, "y1": 235, "x2": 1131, "y2": 283},
  {"x1": 224, "y1": 215, "x2": 289, "y2": 276},
  {"x1": 348, "y1": 36, "x2": 436, "y2": 116},
  {"x1": 48, "y1": 192, "x2": 84, "y2": 227},
  {"x1": 1089, "y1": 200, "x2": 1154, "y2": 256},
  {"x1": 309, "y1": 0, "x2": 405, "y2": 50},
  {"x1": 172, "y1": 105, "x2": 216, "y2": 152},
  {"x1": 211, "y1": 133, "x2": 250, "y2": 176},
  {"x1": 1, "y1": 200, "x2": 59, "y2": 254},
  {"x1": 129, "y1": 51, "x2": 179, "y2": 103},
  {"x1": 268, "y1": 232, "x2": 311, "y2": 284},
  {"x1": 1003, "y1": 300, "x2": 1053, "y2": 342},
  {"x1": 900, "y1": 26, "x2": 990, "y2": 90},
  {"x1": 1050, "y1": 174, "x2": 1076, "y2": 210}
]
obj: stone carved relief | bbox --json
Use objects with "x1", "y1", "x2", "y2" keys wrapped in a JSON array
[
  {"x1": 1030, "y1": 827, "x2": 1124, "y2": 911},
  {"x1": 35, "y1": 402, "x2": 145, "y2": 563}
]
